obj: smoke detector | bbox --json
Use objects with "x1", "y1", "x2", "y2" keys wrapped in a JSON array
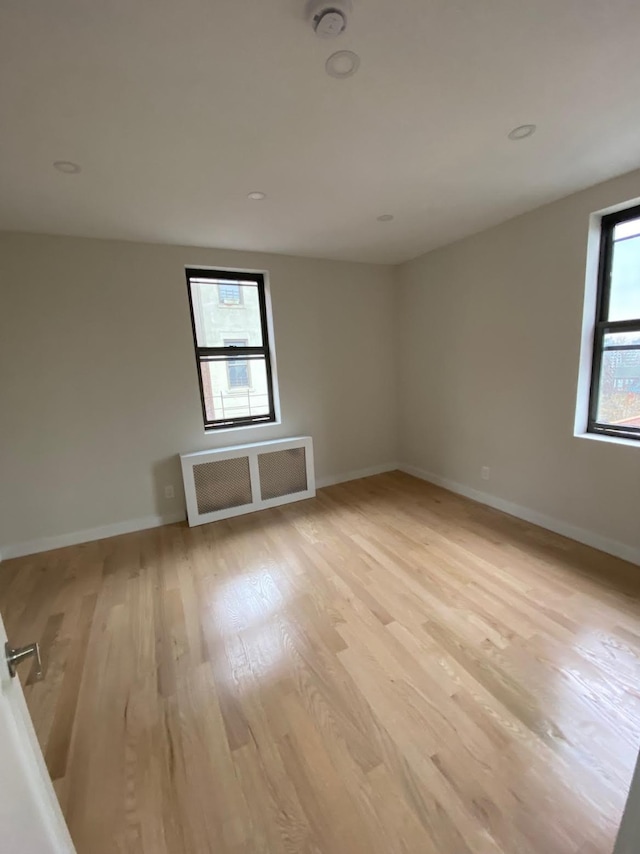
[{"x1": 307, "y1": 0, "x2": 353, "y2": 37}]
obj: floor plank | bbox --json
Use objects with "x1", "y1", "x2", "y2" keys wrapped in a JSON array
[{"x1": 1, "y1": 471, "x2": 639, "y2": 854}]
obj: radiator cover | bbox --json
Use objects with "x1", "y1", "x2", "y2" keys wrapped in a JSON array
[{"x1": 180, "y1": 436, "x2": 315, "y2": 526}]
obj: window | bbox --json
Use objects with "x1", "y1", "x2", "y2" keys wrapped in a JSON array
[
  {"x1": 218, "y1": 283, "x2": 242, "y2": 305},
  {"x1": 186, "y1": 269, "x2": 277, "y2": 429},
  {"x1": 224, "y1": 339, "x2": 250, "y2": 389},
  {"x1": 589, "y1": 204, "x2": 640, "y2": 440}
]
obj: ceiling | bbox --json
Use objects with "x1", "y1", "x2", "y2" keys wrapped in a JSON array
[{"x1": 1, "y1": 0, "x2": 640, "y2": 265}]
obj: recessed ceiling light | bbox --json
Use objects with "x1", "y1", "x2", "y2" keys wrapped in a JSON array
[
  {"x1": 247, "y1": 191, "x2": 266, "y2": 200},
  {"x1": 325, "y1": 50, "x2": 360, "y2": 79},
  {"x1": 508, "y1": 124, "x2": 536, "y2": 141},
  {"x1": 53, "y1": 160, "x2": 81, "y2": 174},
  {"x1": 377, "y1": 214, "x2": 394, "y2": 222}
]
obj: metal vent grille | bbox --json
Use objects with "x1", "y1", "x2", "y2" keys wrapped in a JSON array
[
  {"x1": 258, "y1": 447, "x2": 308, "y2": 501},
  {"x1": 193, "y1": 457, "x2": 252, "y2": 515}
]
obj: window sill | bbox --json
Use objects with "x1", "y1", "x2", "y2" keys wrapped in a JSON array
[
  {"x1": 205, "y1": 418, "x2": 281, "y2": 436},
  {"x1": 575, "y1": 431, "x2": 639, "y2": 449}
]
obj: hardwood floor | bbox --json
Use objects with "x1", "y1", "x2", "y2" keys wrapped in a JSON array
[{"x1": 1, "y1": 471, "x2": 639, "y2": 854}]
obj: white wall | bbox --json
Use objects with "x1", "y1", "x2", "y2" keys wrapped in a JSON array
[
  {"x1": 0, "y1": 234, "x2": 397, "y2": 555},
  {"x1": 398, "y1": 169, "x2": 640, "y2": 562}
]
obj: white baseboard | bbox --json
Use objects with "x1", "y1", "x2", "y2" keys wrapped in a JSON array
[
  {"x1": 316, "y1": 462, "x2": 398, "y2": 489},
  {"x1": 3, "y1": 463, "x2": 636, "y2": 566},
  {"x1": 0, "y1": 464, "x2": 399, "y2": 562},
  {"x1": 399, "y1": 463, "x2": 640, "y2": 566},
  {"x1": 0, "y1": 511, "x2": 186, "y2": 562}
]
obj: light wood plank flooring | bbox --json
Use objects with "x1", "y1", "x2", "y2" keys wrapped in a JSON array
[{"x1": 1, "y1": 472, "x2": 639, "y2": 854}]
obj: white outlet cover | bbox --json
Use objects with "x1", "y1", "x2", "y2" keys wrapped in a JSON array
[{"x1": 164, "y1": 485, "x2": 175, "y2": 499}]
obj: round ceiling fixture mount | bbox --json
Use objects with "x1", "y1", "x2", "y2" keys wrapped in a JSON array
[
  {"x1": 53, "y1": 160, "x2": 81, "y2": 174},
  {"x1": 307, "y1": 0, "x2": 352, "y2": 37},
  {"x1": 508, "y1": 124, "x2": 536, "y2": 141},
  {"x1": 247, "y1": 191, "x2": 266, "y2": 200},
  {"x1": 377, "y1": 214, "x2": 394, "y2": 222},
  {"x1": 325, "y1": 49, "x2": 360, "y2": 79}
]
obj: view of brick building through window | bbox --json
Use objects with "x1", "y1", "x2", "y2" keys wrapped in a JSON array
[
  {"x1": 190, "y1": 279, "x2": 271, "y2": 424},
  {"x1": 595, "y1": 216, "x2": 640, "y2": 430}
]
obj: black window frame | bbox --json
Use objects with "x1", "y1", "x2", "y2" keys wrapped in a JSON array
[
  {"x1": 185, "y1": 268, "x2": 277, "y2": 430},
  {"x1": 588, "y1": 203, "x2": 640, "y2": 441}
]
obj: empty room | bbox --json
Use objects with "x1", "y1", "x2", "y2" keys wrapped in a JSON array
[{"x1": 1, "y1": 1, "x2": 640, "y2": 852}]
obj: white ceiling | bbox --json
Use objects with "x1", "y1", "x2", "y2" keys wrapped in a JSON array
[{"x1": 1, "y1": 0, "x2": 640, "y2": 264}]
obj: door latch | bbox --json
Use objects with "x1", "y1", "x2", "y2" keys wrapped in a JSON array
[{"x1": 4, "y1": 642, "x2": 43, "y2": 680}]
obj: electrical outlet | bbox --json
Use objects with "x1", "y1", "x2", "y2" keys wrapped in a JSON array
[
  {"x1": 164, "y1": 484, "x2": 175, "y2": 499},
  {"x1": 481, "y1": 466, "x2": 490, "y2": 481}
]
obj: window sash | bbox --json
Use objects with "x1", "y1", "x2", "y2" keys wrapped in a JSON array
[
  {"x1": 195, "y1": 354, "x2": 274, "y2": 428},
  {"x1": 589, "y1": 330, "x2": 640, "y2": 438},
  {"x1": 195, "y1": 345, "x2": 267, "y2": 357},
  {"x1": 186, "y1": 269, "x2": 276, "y2": 429}
]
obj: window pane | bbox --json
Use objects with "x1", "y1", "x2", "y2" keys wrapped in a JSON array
[
  {"x1": 190, "y1": 279, "x2": 264, "y2": 347},
  {"x1": 608, "y1": 219, "x2": 640, "y2": 321},
  {"x1": 200, "y1": 356, "x2": 271, "y2": 424},
  {"x1": 596, "y1": 330, "x2": 640, "y2": 428}
]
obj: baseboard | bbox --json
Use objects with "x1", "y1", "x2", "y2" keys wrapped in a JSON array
[
  {"x1": 0, "y1": 511, "x2": 187, "y2": 562},
  {"x1": 4, "y1": 464, "x2": 635, "y2": 566},
  {"x1": 316, "y1": 462, "x2": 398, "y2": 489},
  {"x1": 0, "y1": 464, "x2": 399, "y2": 562},
  {"x1": 399, "y1": 463, "x2": 640, "y2": 566}
]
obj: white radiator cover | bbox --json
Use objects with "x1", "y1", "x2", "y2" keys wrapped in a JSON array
[{"x1": 180, "y1": 436, "x2": 315, "y2": 527}]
